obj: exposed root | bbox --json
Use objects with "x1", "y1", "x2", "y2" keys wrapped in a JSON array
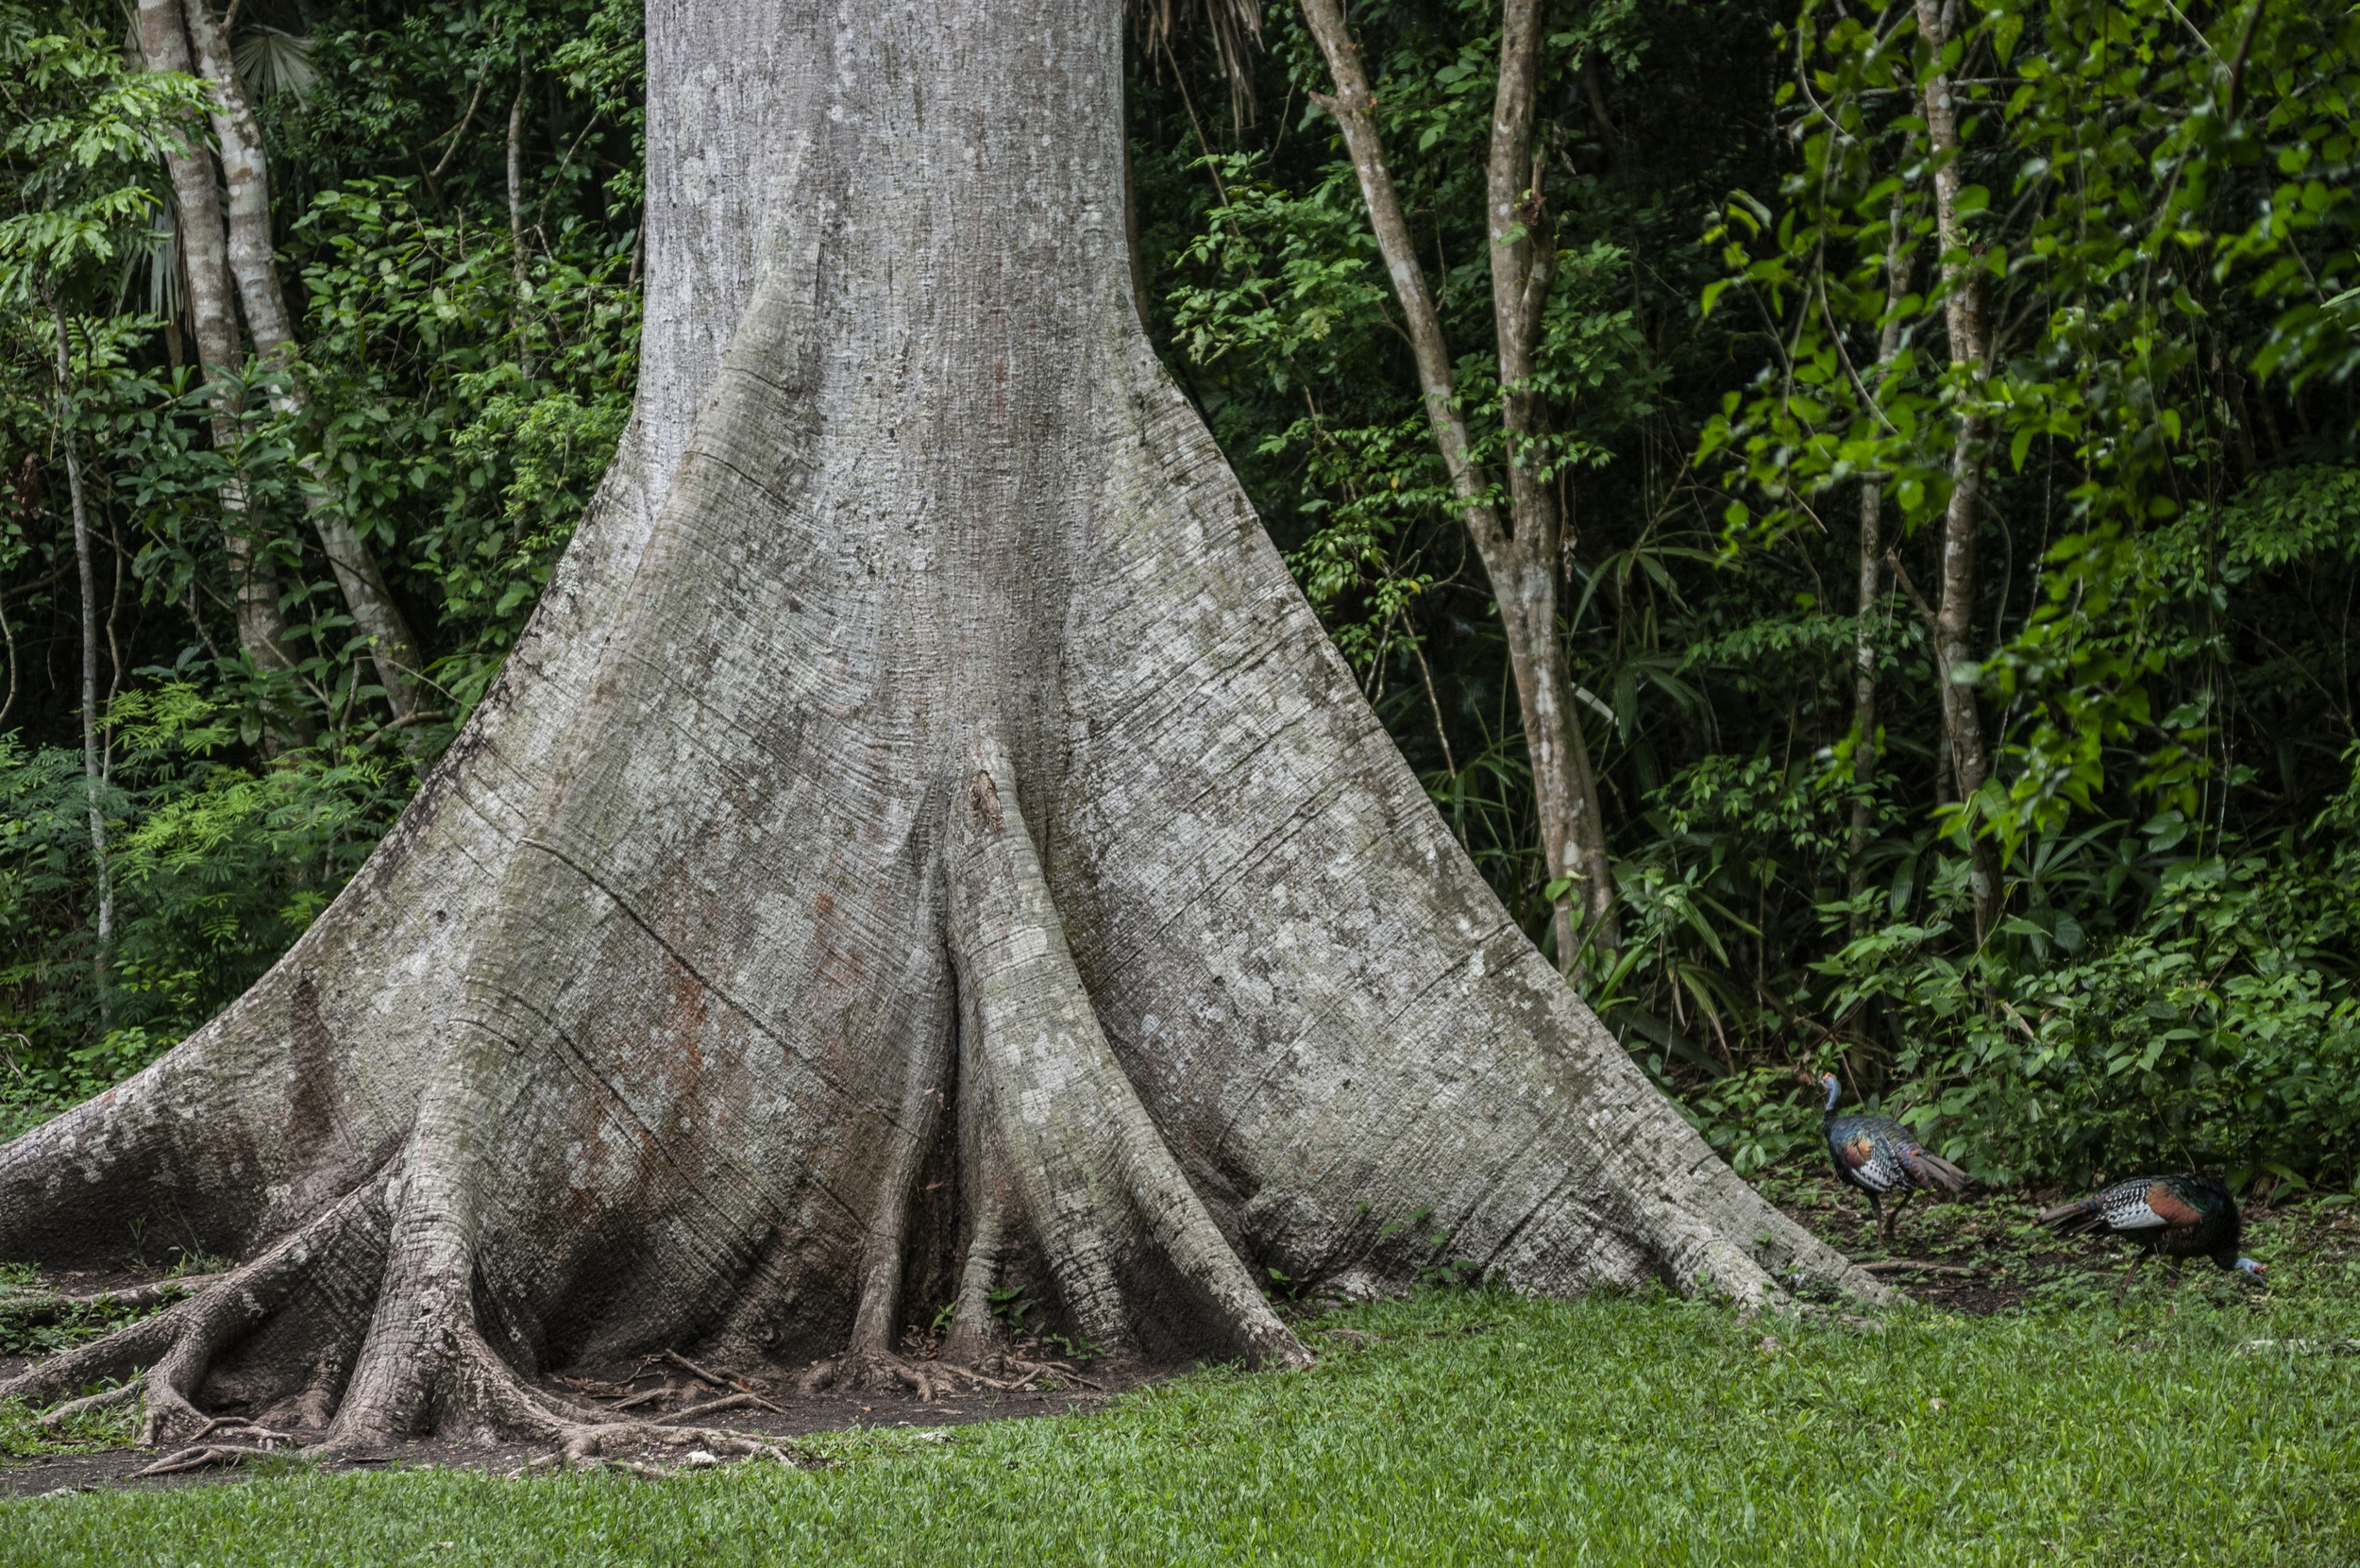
[
  {"x1": 135, "y1": 1178, "x2": 389, "y2": 1446},
  {"x1": 834, "y1": 1351, "x2": 947, "y2": 1401},
  {"x1": 0, "y1": 1172, "x2": 390, "y2": 1446},
  {"x1": 946, "y1": 735, "x2": 1312, "y2": 1372},
  {"x1": 0, "y1": 1300, "x2": 197, "y2": 1408},
  {"x1": 136, "y1": 1443, "x2": 285, "y2": 1478},
  {"x1": 35, "y1": 1376, "x2": 145, "y2": 1427},
  {"x1": 654, "y1": 1391, "x2": 784, "y2": 1424},
  {"x1": 0, "y1": 1274, "x2": 222, "y2": 1329}
]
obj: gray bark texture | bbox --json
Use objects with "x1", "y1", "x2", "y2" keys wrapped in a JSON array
[
  {"x1": 1846, "y1": 198, "x2": 1910, "y2": 936},
  {"x1": 0, "y1": 0, "x2": 1881, "y2": 1453}
]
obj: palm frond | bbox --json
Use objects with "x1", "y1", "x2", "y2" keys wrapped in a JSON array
[
  {"x1": 1131, "y1": 0, "x2": 1262, "y2": 122},
  {"x1": 233, "y1": 26, "x2": 316, "y2": 102}
]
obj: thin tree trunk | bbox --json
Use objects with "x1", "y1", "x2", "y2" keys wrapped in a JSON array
[
  {"x1": 47, "y1": 293, "x2": 111, "y2": 1027},
  {"x1": 507, "y1": 70, "x2": 537, "y2": 380},
  {"x1": 1916, "y1": 0, "x2": 2001, "y2": 941},
  {"x1": 1847, "y1": 198, "x2": 1911, "y2": 936},
  {"x1": 1, "y1": 0, "x2": 1882, "y2": 1454},
  {"x1": 1298, "y1": 0, "x2": 1617, "y2": 968},
  {"x1": 181, "y1": 0, "x2": 429, "y2": 725},
  {"x1": 139, "y1": 0, "x2": 311, "y2": 748}
]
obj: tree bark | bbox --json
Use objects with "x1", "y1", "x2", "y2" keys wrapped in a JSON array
[
  {"x1": 1297, "y1": 0, "x2": 1617, "y2": 969},
  {"x1": 0, "y1": 0, "x2": 1880, "y2": 1455},
  {"x1": 138, "y1": 0, "x2": 310, "y2": 745},
  {"x1": 180, "y1": 0, "x2": 430, "y2": 725},
  {"x1": 1847, "y1": 197, "x2": 1911, "y2": 936},
  {"x1": 47, "y1": 294, "x2": 111, "y2": 1026},
  {"x1": 1915, "y1": 0, "x2": 2001, "y2": 941}
]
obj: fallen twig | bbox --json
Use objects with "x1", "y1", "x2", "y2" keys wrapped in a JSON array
[
  {"x1": 609, "y1": 1382, "x2": 679, "y2": 1412},
  {"x1": 1860, "y1": 1259, "x2": 1977, "y2": 1276},
  {"x1": 655, "y1": 1391, "x2": 784, "y2": 1425},
  {"x1": 661, "y1": 1349, "x2": 744, "y2": 1390},
  {"x1": 135, "y1": 1443, "x2": 279, "y2": 1477}
]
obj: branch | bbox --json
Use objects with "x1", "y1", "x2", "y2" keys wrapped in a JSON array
[
  {"x1": 1295, "y1": 0, "x2": 1508, "y2": 563},
  {"x1": 2223, "y1": 0, "x2": 2267, "y2": 121},
  {"x1": 428, "y1": 75, "x2": 490, "y2": 180},
  {"x1": 1884, "y1": 548, "x2": 1939, "y2": 635}
]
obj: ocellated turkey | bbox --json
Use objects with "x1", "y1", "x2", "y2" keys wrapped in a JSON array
[
  {"x1": 1818, "y1": 1073, "x2": 1970, "y2": 1241},
  {"x1": 2035, "y1": 1173, "x2": 2265, "y2": 1282}
]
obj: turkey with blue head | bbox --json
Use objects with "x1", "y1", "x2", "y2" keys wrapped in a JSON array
[
  {"x1": 1817, "y1": 1073, "x2": 1970, "y2": 1241},
  {"x1": 2035, "y1": 1173, "x2": 2265, "y2": 1283}
]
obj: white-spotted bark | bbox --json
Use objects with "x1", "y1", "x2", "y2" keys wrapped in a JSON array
[{"x1": 0, "y1": 0, "x2": 1882, "y2": 1453}]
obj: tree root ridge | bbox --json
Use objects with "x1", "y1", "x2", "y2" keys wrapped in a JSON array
[
  {"x1": 0, "y1": 1170, "x2": 393, "y2": 1442},
  {"x1": 137, "y1": 1443, "x2": 285, "y2": 1478},
  {"x1": 944, "y1": 733, "x2": 1314, "y2": 1373},
  {"x1": 0, "y1": 1274, "x2": 222, "y2": 1330}
]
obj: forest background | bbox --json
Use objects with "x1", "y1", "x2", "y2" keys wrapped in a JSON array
[{"x1": 2, "y1": 0, "x2": 2355, "y2": 1202}]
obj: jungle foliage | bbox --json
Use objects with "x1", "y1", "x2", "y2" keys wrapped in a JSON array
[{"x1": 4, "y1": 0, "x2": 2358, "y2": 1194}]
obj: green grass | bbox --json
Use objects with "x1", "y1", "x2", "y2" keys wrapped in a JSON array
[{"x1": 7, "y1": 1283, "x2": 2358, "y2": 1567}]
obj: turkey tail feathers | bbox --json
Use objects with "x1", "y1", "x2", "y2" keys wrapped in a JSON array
[
  {"x1": 1914, "y1": 1151, "x2": 1972, "y2": 1194},
  {"x1": 2036, "y1": 1199, "x2": 2102, "y2": 1235}
]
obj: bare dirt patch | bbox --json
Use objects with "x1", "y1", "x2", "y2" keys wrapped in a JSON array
[{"x1": 4, "y1": 1302, "x2": 1151, "y2": 1497}]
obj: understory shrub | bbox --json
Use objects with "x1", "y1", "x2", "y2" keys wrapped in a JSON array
[{"x1": 0, "y1": 685, "x2": 402, "y2": 1124}]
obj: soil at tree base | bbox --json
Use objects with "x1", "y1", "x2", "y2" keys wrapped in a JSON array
[
  {"x1": 10, "y1": 1177, "x2": 2349, "y2": 1497},
  {"x1": 1, "y1": 1335, "x2": 1143, "y2": 1497}
]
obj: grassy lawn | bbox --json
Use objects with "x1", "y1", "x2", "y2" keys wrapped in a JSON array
[{"x1": 7, "y1": 1273, "x2": 2358, "y2": 1567}]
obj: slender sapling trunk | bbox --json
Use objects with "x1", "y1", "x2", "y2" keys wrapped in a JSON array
[
  {"x1": 47, "y1": 293, "x2": 111, "y2": 1025},
  {"x1": 181, "y1": 0, "x2": 430, "y2": 726},
  {"x1": 1847, "y1": 197, "x2": 1912, "y2": 936},
  {"x1": 1298, "y1": 0, "x2": 1619, "y2": 969},
  {"x1": 1915, "y1": 0, "x2": 2002, "y2": 940},
  {"x1": 139, "y1": 0, "x2": 311, "y2": 747}
]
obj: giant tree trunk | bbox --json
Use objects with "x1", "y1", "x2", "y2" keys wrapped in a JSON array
[{"x1": 0, "y1": 0, "x2": 1879, "y2": 1455}]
